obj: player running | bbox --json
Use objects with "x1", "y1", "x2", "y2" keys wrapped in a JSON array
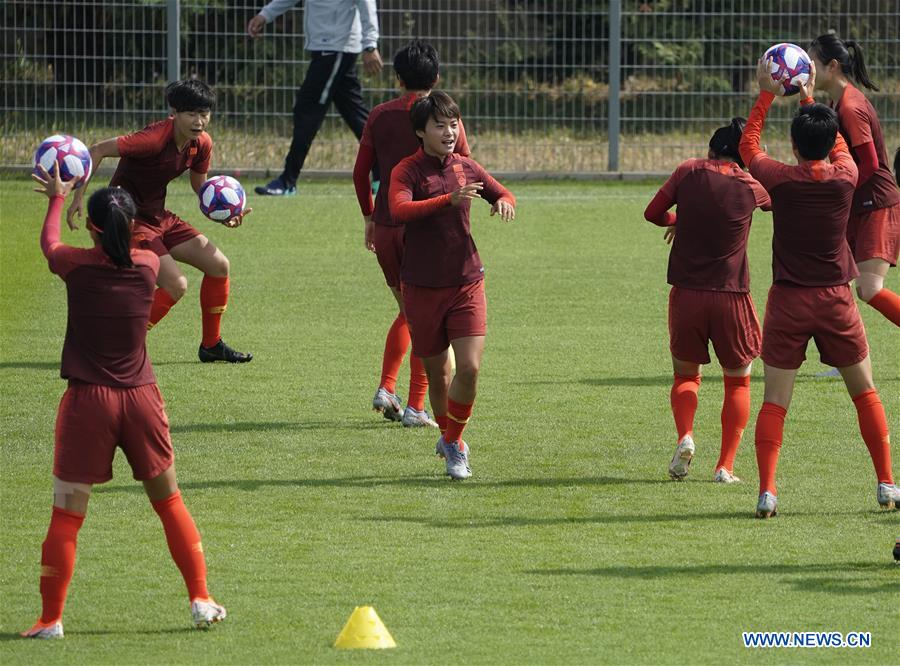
[
  {"x1": 66, "y1": 80, "x2": 252, "y2": 363},
  {"x1": 644, "y1": 118, "x2": 771, "y2": 483},
  {"x1": 389, "y1": 92, "x2": 515, "y2": 480},
  {"x1": 22, "y1": 168, "x2": 225, "y2": 639},
  {"x1": 353, "y1": 41, "x2": 470, "y2": 428},
  {"x1": 738, "y1": 59, "x2": 899, "y2": 519},
  {"x1": 808, "y1": 34, "x2": 900, "y2": 327}
]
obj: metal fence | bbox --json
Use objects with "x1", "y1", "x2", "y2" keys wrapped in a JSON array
[{"x1": 3, "y1": 0, "x2": 898, "y2": 175}]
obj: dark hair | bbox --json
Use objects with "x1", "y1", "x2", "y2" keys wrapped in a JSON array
[
  {"x1": 790, "y1": 103, "x2": 838, "y2": 160},
  {"x1": 410, "y1": 90, "x2": 460, "y2": 138},
  {"x1": 87, "y1": 187, "x2": 136, "y2": 268},
  {"x1": 394, "y1": 40, "x2": 440, "y2": 91},
  {"x1": 709, "y1": 117, "x2": 746, "y2": 167},
  {"x1": 165, "y1": 79, "x2": 216, "y2": 112},
  {"x1": 809, "y1": 33, "x2": 879, "y2": 91}
]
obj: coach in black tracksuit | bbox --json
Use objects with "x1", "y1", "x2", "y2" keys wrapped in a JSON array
[{"x1": 248, "y1": 0, "x2": 382, "y2": 196}]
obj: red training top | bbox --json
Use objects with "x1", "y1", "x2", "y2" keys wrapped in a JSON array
[
  {"x1": 353, "y1": 92, "x2": 471, "y2": 226},
  {"x1": 389, "y1": 149, "x2": 515, "y2": 288},
  {"x1": 832, "y1": 83, "x2": 900, "y2": 213},
  {"x1": 644, "y1": 158, "x2": 771, "y2": 292},
  {"x1": 739, "y1": 91, "x2": 858, "y2": 287},
  {"x1": 42, "y1": 196, "x2": 160, "y2": 387},
  {"x1": 110, "y1": 118, "x2": 212, "y2": 225}
]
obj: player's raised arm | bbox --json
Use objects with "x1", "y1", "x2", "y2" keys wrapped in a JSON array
[{"x1": 66, "y1": 137, "x2": 120, "y2": 230}]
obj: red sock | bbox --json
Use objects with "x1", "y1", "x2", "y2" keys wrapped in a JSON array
[
  {"x1": 148, "y1": 288, "x2": 178, "y2": 330},
  {"x1": 380, "y1": 313, "x2": 410, "y2": 394},
  {"x1": 671, "y1": 374, "x2": 701, "y2": 440},
  {"x1": 717, "y1": 375, "x2": 751, "y2": 473},
  {"x1": 444, "y1": 398, "x2": 474, "y2": 447},
  {"x1": 151, "y1": 491, "x2": 208, "y2": 601},
  {"x1": 866, "y1": 288, "x2": 900, "y2": 327},
  {"x1": 852, "y1": 389, "x2": 894, "y2": 484},
  {"x1": 407, "y1": 355, "x2": 428, "y2": 412},
  {"x1": 755, "y1": 402, "x2": 787, "y2": 495},
  {"x1": 39, "y1": 506, "x2": 85, "y2": 623},
  {"x1": 435, "y1": 414, "x2": 448, "y2": 434},
  {"x1": 200, "y1": 276, "x2": 229, "y2": 348}
]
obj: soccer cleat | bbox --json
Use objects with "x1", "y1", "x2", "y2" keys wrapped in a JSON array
[
  {"x1": 254, "y1": 177, "x2": 296, "y2": 196},
  {"x1": 401, "y1": 406, "x2": 438, "y2": 428},
  {"x1": 20, "y1": 619, "x2": 64, "y2": 639},
  {"x1": 191, "y1": 597, "x2": 227, "y2": 629},
  {"x1": 876, "y1": 483, "x2": 900, "y2": 510},
  {"x1": 668, "y1": 435, "x2": 695, "y2": 480},
  {"x1": 372, "y1": 388, "x2": 402, "y2": 422},
  {"x1": 894, "y1": 538, "x2": 900, "y2": 561},
  {"x1": 713, "y1": 467, "x2": 741, "y2": 484},
  {"x1": 755, "y1": 491, "x2": 778, "y2": 519},
  {"x1": 198, "y1": 339, "x2": 253, "y2": 363},
  {"x1": 436, "y1": 436, "x2": 471, "y2": 480}
]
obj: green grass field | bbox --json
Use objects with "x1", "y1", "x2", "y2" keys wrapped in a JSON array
[{"x1": 0, "y1": 176, "x2": 898, "y2": 664}]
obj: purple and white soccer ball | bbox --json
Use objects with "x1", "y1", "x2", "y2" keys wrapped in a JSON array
[
  {"x1": 763, "y1": 43, "x2": 811, "y2": 96},
  {"x1": 199, "y1": 175, "x2": 246, "y2": 223},
  {"x1": 33, "y1": 135, "x2": 92, "y2": 188}
]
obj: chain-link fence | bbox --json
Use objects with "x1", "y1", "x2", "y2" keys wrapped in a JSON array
[{"x1": 3, "y1": 0, "x2": 898, "y2": 175}]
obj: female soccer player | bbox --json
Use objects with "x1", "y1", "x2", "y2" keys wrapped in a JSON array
[
  {"x1": 738, "y1": 59, "x2": 899, "y2": 518},
  {"x1": 353, "y1": 41, "x2": 470, "y2": 428},
  {"x1": 389, "y1": 91, "x2": 515, "y2": 480},
  {"x1": 22, "y1": 168, "x2": 225, "y2": 639},
  {"x1": 808, "y1": 34, "x2": 900, "y2": 327},
  {"x1": 66, "y1": 79, "x2": 252, "y2": 363},
  {"x1": 644, "y1": 118, "x2": 771, "y2": 483}
]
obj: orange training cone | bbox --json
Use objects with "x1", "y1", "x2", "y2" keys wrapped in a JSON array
[{"x1": 333, "y1": 606, "x2": 397, "y2": 649}]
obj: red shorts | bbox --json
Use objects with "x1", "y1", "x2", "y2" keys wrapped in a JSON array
[
  {"x1": 373, "y1": 224, "x2": 404, "y2": 288},
  {"x1": 133, "y1": 211, "x2": 202, "y2": 257},
  {"x1": 54, "y1": 382, "x2": 174, "y2": 484},
  {"x1": 761, "y1": 283, "x2": 868, "y2": 370},
  {"x1": 402, "y1": 279, "x2": 487, "y2": 358},
  {"x1": 668, "y1": 287, "x2": 761, "y2": 369},
  {"x1": 847, "y1": 203, "x2": 900, "y2": 266}
]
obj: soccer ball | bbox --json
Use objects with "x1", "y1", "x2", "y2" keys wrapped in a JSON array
[
  {"x1": 763, "y1": 43, "x2": 811, "y2": 96},
  {"x1": 33, "y1": 135, "x2": 92, "y2": 188},
  {"x1": 199, "y1": 175, "x2": 246, "y2": 223}
]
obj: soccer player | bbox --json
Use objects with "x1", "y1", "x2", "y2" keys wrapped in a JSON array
[
  {"x1": 353, "y1": 41, "x2": 470, "y2": 427},
  {"x1": 808, "y1": 34, "x2": 900, "y2": 327},
  {"x1": 389, "y1": 92, "x2": 515, "y2": 480},
  {"x1": 644, "y1": 118, "x2": 771, "y2": 483},
  {"x1": 738, "y1": 58, "x2": 899, "y2": 518},
  {"x1": 22, "y1": 168, "x2": 225, "y2": 639},
  {"x1": 66, "y1": 80, "x2": 252, "y2": 363}
]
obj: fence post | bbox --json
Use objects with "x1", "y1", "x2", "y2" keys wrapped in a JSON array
[
  {"x1": 608, "y1": 0, "x2": 621, "y2": 172},
  {"x1": 167, "y1": 0, "x2": 181, "y2": 83}
]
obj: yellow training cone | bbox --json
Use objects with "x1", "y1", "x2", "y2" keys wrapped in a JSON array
[{"x1": 333, "y1": 606, "x2": 397, "y2": 649}]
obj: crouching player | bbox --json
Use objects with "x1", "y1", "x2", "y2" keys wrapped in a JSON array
[
  {"x1": 66, "y1": 80, "x2": 252, "y2": 363},
  {"x1": 389, "y1": 92, "x2": 515, "y2": 479},
  {"x1": 644, "y1": 118, "x2": 771, "y2": 483},
  {"x1": 739, "y1": 59, "x2": 899, "y2": 518},
  {"x1": 22, "y1": 169, "x2": 225, "y2": 638}
]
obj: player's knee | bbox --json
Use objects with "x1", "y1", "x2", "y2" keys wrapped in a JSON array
[
  {"x1": 167, "y1": 275, "x2": 188, "y2": 301},
  {"x1": 455, "y1": 361, "x2": 480, "y2": 387},
  {"x1": 856, "y1": 281, "x2": 880, "y2": 302},
  {"x1": 210, "y1": 253, "x2": 230, "y2": 277}
]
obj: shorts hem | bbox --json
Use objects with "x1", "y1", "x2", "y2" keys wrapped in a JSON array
[
  {"x1": 853, "y1": 252, "x2": 898, "y2": 267},
  {"x1": 53, "y1": 468, "x2": 113, "y2": 485},
  {"x1": 822, "y1": 349, "x2": 869, "y2": 370},
  {"x1": 131, "y1": 458, "x2": 174, "y2": 482}
]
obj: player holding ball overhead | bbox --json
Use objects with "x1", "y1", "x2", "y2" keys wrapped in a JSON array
[
  {"x1": 66, "y1": 80, "x2": 252, "y2": 363},
  {"x1": 390, "y1": 92, "x2": 515, "y2": 480}
]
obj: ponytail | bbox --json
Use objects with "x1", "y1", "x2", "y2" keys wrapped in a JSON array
[
  {"x1": 894, "y1": 147, "x2": 899, "y2": 186},
  {"x1": 844, "y1": 40, "x2": 879, "y2": 91},
  {"x1": 810, "y1": 33, "x2": 879, "y2": 91},
  {"x1": 709, "y1": 117, "x2": 746, "y2": 167},
  {"x1": 86, "y1": 187, "x2": 136, "y2": 268}
]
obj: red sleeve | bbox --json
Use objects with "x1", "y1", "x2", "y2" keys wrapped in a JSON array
[
  {"x1": 389, "y1": 160, "x2": 452, "y2": 223},
  {"x1": 829, "y1": 132, "x2": 859, "y2": 187},
  {"x1": 353, "y1": 142, "x2": 376, "y2": 216},
  {"x1": 799, "y1": 96, "x2": 815, "y2": 106},
  {"x1": 738, "y1": 91, "x2": 774, "y2": 169},
  {"x1": 644, "y1": 161, "x2": 692, "y2": 226},
  {"x1": 748, "y1": 177, "x2": 773, "y2": 211},
  {"x1": 191, "y1": 134, "x2": 212, "y2": 174},
  {"x1": 455, "y1": 119, "x2": 471, "y2": 157},
  {"x1": 116, "y1": 122, "x2": 168, "y2": 159},
  {"x1": 470, "y1": 161, "x2": 514, "y2": 207},
  {"x1": 854, "y1": 140, "x2": 878, "y2": 185},
  {"x1": 841, "y1": 101, "x2": 874, "y2": 147},
  {"x1": 41, "y1": 196, "x2": 84, "y2": 278}
]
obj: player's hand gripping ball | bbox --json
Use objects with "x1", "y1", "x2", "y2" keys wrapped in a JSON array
[
  {"x1": 199, "y1": 175, "x2": 246, "y2": 223},
  {"x1": 762, "y1": 43, "x2": 811, "y2": 96},
  {"x1": 33, "y1": 135, "x2": 93, "y2": 188}
]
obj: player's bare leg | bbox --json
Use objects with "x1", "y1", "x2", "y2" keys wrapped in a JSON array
[
  {"x1": 668, "y1": 357, "x2": 701, "y2": 480},
  {"x1": 856, "y1": 258, "x2": 900, "y2": 327},
  {"x1": 754, "y1": 364, "x2": 798, "y2": 518},
  {"x1": 148, "y1": 254, "x2": 188, "y2": 330},
  {"x1": 715, "y1": 362, "x2": 753, "y2": 483}
]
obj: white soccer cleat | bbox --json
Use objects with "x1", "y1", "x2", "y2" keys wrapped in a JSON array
[
  {"x1": 756, "y1": 492, "x2": 778, "y2": 519},
  {"x1": 191, "y1": 597, "x2": 227, "y2": 628},
  {"x1": 876, "y1": 483, "x2": 900, "y2": 510},
  {"x1": 713, "y1": 468, "x2": 741, "y2": 484},
  {"x1": 436, "y1": 436, "x2": 471, "y2": 480},
  {"x1": 668, "y1": 435, "x2": 695, "y2": 480},
  {"x1": 401, "y1": 406, "x2": 438, "y2": 428},
  {"x1": 20, "y1": 619, "x2": 64, "y2": 639},
  {"x1": 372, "y1": 388, "x2": 402, "y2": 422}
]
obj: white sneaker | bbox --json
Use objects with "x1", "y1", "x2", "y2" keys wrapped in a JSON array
[
  {"x1": 713, "y1": 468, "x2": 741, "y2": 484},
  {"x1": 876, "y1": 483, "x2": 900, "y2": 510},
  {"x1": 436, "y1": 436, "x2": 471, "y2": 480},
  {"x1": 756, "y1": 492, "x2": 778, "y2": 519},
  {"x1": 372, "y1": 388, "x2": 402, "y2": 422},
  {"x1": 668, "y1": 435, "x2": 695, "y2": 480},
  {"x1": 191, "y1": 597, "x2": 227, "y2": 628},
  {"x1": 21, "y1": 619, "x2": 63, "y2": 639},
  {"x1": 401, "y1": 406, "x2": 438, "y2": 428}
]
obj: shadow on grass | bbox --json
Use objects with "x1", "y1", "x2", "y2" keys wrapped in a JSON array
[
  {"x1": 0, "y1": 627, "x2": 195, "y2": 641},
  {"x1": 365, "y1": 510, "x2": 751, "y2": 529},
  {"x1": 0, "y1": 361, "x2": 58, "y2": 370},
  {"x1": 169, "y1": 420, "x2": 386, "y2": 434}
]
